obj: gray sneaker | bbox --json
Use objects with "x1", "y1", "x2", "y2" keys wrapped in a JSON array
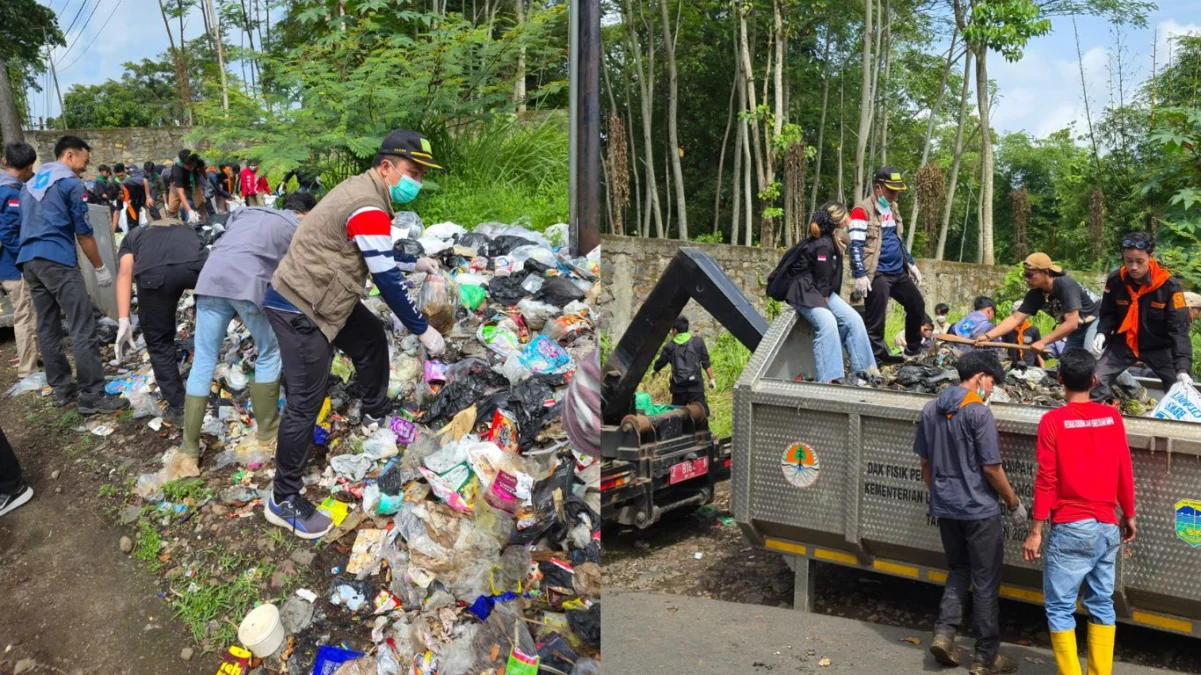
[
  {"x1": 264, "y1": 493, "x2": 333, "y2": 540},
  {"x1": 78, "y1": 393, "x2": 130, "y2": 415},
  {"x1": 51, "y1": 386, "x2": 78, "y2": 407}
]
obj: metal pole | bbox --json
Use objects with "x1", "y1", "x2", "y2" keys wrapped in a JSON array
[
  {"x1": 568, "y1": 0, "x2": 579, "y2": 252},
  {"x1": 571, "y1": 0, "x2": 601, "y2": 256}
]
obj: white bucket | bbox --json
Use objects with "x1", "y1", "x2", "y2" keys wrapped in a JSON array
[{"x1": 237, "y1": 603, "x2": 285, "y2": 658}]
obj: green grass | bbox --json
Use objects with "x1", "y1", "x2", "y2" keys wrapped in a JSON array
[
  {"x1": 638, "y1": 330, "x2": 752, "y2": 440},
  {"x1": 162, "y1": 478, "x2": 214, "y2": 504},
  {"x1": 265, "y1": 528, "x2": 295, "y2": 553},
  {"x1": 135, "y1": 521, "x2": 164, "y2": 571},
  {"x1": 56, "y1": 410, "x2": 82, "y2": 428},
  {"x1": 416, "y1": 177, "x2": 566, "y2": 232},
  {"x1": 98, "y1": 483, "x2": 119, "y2": 498},
  {"x1": 171, "y1": 566, "x2": 264, "y2": 645}
]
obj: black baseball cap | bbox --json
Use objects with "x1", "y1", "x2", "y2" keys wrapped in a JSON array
[
  {"x1": 379, "y1": 130, "x2": 443, "y2": 170},
  {"x1": 874, "y1": 166, "x2": 907, "y2": 191}
]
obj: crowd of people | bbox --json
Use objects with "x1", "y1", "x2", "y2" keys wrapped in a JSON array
[
  {"x1": 86, "y1": 151, "x2": 282, "y2": 229},
  {"x1": 0, "y1": 130, "x2": 598, "y2": 544}
]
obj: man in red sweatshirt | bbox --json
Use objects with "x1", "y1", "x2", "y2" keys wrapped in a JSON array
[
  {"x1": 1022, "y1": 348, "x2": 1136, "y2": 675},
  {"x1": 240, "y1": 162, "x2": 263, "y2": 207}
]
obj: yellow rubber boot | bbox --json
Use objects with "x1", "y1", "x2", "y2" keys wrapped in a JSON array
[
  {"x1": 1085, "y1": 623, "x2": 1115, "y2": 675},
  {"x1": 1051, "y1": 629, "x2": 1082, "y2": 675}
]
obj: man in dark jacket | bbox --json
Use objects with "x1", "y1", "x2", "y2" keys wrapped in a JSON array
[
  {"x1": 1090, "y1": 232, "x2": 1192, "y2": 402},
  {"x1": 653, "y1": 317, "x2": 716, "y2": 415},
  {"x1": 0, "y1": 142, "x2": 39, "y2": 380},
  {"x1": 915, "y1": 351, "x2": 1025, "y2": 675}
]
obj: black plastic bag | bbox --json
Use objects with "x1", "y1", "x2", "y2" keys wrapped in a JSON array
[
  {"x1": 488, "y1": 274, "x2": 532, "y2": 307},
  {"x1": 491, "y1": 234, "x2": 538, "y2": 256},
  {"x1": 566, "y1": 604, "x2": 601, "y2": 649},
  {"x1": 536, "y1": 276, "x2": 586, "y2": 307},
  {"x1": 457, "y1": 232, "x2": 493, "y2": 257},
  {"x1": 425, "y1": 368, "x2": 506, "y2": 427},
  {"x1": 511, "y1": 458, "x2": 573, "y2": 545},
  {"x1": 393, "y1": 238, "x2": 425, "y2": 259},
  {"x1": 510, "y1": 375, "x2": 561, "y2": 449},
  {"x1": 538, "y1": 633, "x2": 579, "y2": 673},
  {"x1": 538, "y1": 560, "x2": 575, "y2": 594}
]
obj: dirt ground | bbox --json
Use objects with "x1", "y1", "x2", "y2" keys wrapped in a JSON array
[
  {"x1": 0, "y1": 334, "x2": 217, "y2": 673},
  {"x1": 604, "y1": 482, "x2": 1201, "y2": 674}
]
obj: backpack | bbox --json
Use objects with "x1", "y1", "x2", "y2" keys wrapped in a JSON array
[
  {"x1": 671, "y1": 339, "x2": 702, "y2": 387},
  {"x1": 766, "y1": 243, "x2": 806, "y2": 301}
]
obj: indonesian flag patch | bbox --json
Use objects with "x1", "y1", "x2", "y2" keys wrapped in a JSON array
[{"x1": 817, "y1": 254, "x2": 828, "y2": 262}]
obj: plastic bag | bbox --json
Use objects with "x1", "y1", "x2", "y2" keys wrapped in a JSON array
[
  {"x1": 393, "y1": 238, "x2": 425, "y2": 259},
  {"x1": 330, "y1": 453, "x2": 374, "y2": 481},
  {"x1": 497, "y1": 225, "x2": 553, "y2": 250},
  {"x1": 392, "y1": 211, "x2": 425, "y2": 239},
  {"x1": 491, "y1": 235, "x2": 539, "y2": 256},
  {"x1": 425, "y1": 222, "x2": 467, "y2": 241},
  {"x1": 544, "y1": 223, "x2": 568, "y2": 247},
  {"x1": 498, "y1": 352, "x2": 533, "y2": 385},
  {"x1": 460, "y1": 284, "x2": 486, "y2": 310},
  {"x1": 126, "y1": 380, "x2": 164, "y2": 419},
  {"x1": 488, "y1": 275, "x2": 532, "y2": 307},
  {"x1": 6, "y1": 372, "x2": 46, "y2": 397},
  {"x1": 417, "y1": 237, "x2": 453, "y2": 255},
  {"x1": 508, "y1": 245, "x2": 556, "y2": 268},
  {"x1": 543, "y1": 312, "x2": 594, "y2": 344},
  {"x1": 457, "y1": 232, "x2": 492, "y2": 257},
  {"x1": 516, "y1": 298, "x2": 560, "y2": 331},
  {"x1": 1151, "y1": 382, "x2": 1201, "y2": 423},
  {"x1": 415, "y1": 271, "x2": 460, "y2": 336},
  {"x1": 519, "y1": 335, "x2": 573, "y2": 375},
  {"x1": 362, "y1": 428, "x2": 399, "y2": 460},
  {"x1": 520, "y1": 275, "x2": 545, "y2": 294},
  {"x1": 536, "y1": 277, "x2": 587, "y2": 307},
  {"x1": 477, "y1": 322, "x2": 523, "y2": 359}
]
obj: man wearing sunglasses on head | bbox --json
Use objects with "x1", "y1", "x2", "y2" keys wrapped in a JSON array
[
  {"x1": 977, "y1": 252, "x2": 1100, "y2": 356},
  {"x1": 1087, "y1": 232, "x2": 1193, "y2": 402}
]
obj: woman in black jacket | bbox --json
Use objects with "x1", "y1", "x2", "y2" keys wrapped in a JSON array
[{"x1": 768, "y1": 202, "x2": 877, "y2": 382}]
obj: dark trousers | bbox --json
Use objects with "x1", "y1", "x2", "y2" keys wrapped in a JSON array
[
  {"x1": 671, "y1": 389, "x2": 709, "y2": 418},
  {"x1": 864, "y1": 271, "x2": 926, "y2": 361},
  {"x1": 0, "y1": 427, "x2": 21, "y2": 494},
  {"x1": 23, "y1": 259, "x2": 106, "y2": 398},
  {"x1": 1091, "y1": 341, "x2": 1178, "y2": 402},
  {"x1": 266, "y1": 302, "x2": 390, "y2": 500},
  {"x1": 935, "y1": 514, "x2": 1004, "y2": 663},
  {"x1": 137, "y1": 264, "x2": 200, "y2": 408}
]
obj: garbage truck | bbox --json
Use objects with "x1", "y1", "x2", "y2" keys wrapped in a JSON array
[{"x1": 732, "y1": 309, "x2": 1201, "y2": 640}]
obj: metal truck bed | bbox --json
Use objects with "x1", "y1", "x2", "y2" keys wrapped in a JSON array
[{"x1": 733, "y1": 311, "x2": 1201, "y2": 639}]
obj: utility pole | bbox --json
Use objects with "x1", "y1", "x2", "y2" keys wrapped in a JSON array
[
  {"x1": 568, "y1": 0, "x2": 600, "y2": 256},
  {"x1": 205, "y1": 0, "x2": 229, "y2": 111},
  {"x1": 44, "y1": 30, "x2": 68, "y2": 129}
]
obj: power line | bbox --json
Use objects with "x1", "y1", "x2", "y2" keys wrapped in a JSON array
[
  {"x1": 56, "y1": 0, "x2": 106, "y2": 67},
  {"x1": 57, "y1": 0, "x2": 124, "y2": 73},
  {"x1": 59, "y1": 0, "x2": 91, "y2": 39}
]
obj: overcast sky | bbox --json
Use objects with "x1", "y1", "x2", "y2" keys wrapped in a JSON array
[{"x1": 28, "y1": 0, "x2": 1201, "y2": 140}]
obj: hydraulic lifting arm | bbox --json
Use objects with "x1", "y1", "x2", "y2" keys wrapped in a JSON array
[{"x1": 601, "y1": 247, "x2": 769, "y2": 425}]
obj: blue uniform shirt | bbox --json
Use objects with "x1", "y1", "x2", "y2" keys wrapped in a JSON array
[
  {"x1": 17, "y1": 164, "x2": 93, "y2": 269},
  {"x1": 0, "y1": 173, "x2": 24, "y2": 280}
]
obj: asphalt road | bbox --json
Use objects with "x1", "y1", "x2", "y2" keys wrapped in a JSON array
[{"x1": 603, "y1": 589, "x2": 1190, "y2": 674}]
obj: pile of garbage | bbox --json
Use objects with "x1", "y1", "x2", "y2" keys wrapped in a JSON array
[
  {"x1": 45, "y1": 214, "x2": 603, "y2": 673},
  {"x1": 862, "y1": 345, "x2": 1156, "y2": 416}
]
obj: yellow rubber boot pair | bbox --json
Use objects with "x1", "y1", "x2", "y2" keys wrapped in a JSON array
[{"x1": 1085, "y1": 623, "x2": 1115, "y2": 675}]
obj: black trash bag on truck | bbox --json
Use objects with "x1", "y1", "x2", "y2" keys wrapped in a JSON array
[
  {"x1": 536, "y1": 276, "x2": 586, "y2": 307},
  {"x1": 491, "y1": 234, "x2": 538, "y2": 256},
  {"x1": 457, "y1": 232, "x2": 493, "y2": 257},
  {"x1": 393, "y1": 238, "x2": 425, "y2": 260},
  {"x1": 488, "y1": 274, "x2": 532, "y2": 307}
]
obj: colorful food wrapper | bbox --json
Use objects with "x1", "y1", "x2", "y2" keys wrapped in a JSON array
[
  {"x1": 519, "y1": 335, "x2": 573, "y2": 375},
  {"x1": 487, "y1": 409, "x2": 519, "y2": 453}
]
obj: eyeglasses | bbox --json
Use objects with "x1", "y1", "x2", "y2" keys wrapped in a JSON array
[
  {"x1": 1023, "y1": 270, "x2": 1040, "y2": 279},
  {"x1": 1121, "y1": 239, "x2": 1151, "y2": 251}
]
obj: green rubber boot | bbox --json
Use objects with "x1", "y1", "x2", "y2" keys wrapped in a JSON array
[
  {"x1": 250, "y1": 380, "x2": 281, "y2": 444},
  {"x1": 181, "y1": 395, "x2": 209, "y2": 461}
]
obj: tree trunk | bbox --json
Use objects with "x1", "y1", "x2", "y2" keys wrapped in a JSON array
[
  {"x1": 659, "y1": 0, "x2": 687, "y2": 239},
  {"x1": 837, "y1": 67, "x2": 845, "y2": 204},
  {"x1": 623, "y1": 0, "x2": 663, "y2": 238},
  {"x1": 937, "y1": 48, "x2": 972, "y2": 260},
  {"x1": 714, "y1": 49, "x2": 739, "y2": 237},
  {"x1": 866, "y1": 0, "x2": 883, "y2": 171},
  {"x1": 514, "y1": 0, "x2": 527, "y2": 113},
  {"x1": 0, "y1": 57, "x2": 24, "y2": 144},
  {"x1": 158, "y1": 0, "x2": 193, "y2": 126},
  {"x1": 741, "y1": 113, "x2": 753, "y2": 245},
  {"x1": 974, "y1": 45, "x2": 994, "y2": 264},
  {"x1": 732, "y1": 111, "x2": 743, "y2": 246},
  {"x1": 739, "y1": 9, "x2": 772, "y2": 248},
  {"x1": 908, "y1": 28, "x2": 958, "y2": 250},
  {"x1": 853, "y1": 0, "x2": 874, "y2": 201},
  {"x1": 809, "y1": 28, "x2": 832, "y2": 214}
]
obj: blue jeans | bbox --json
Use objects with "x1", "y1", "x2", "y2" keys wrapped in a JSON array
[
  {"x1": 1043, "y1": 519, "x2": 1121, "y2": 632},
  {"x1": 1063, "y1": 319, "x2": 1099, "y2": 352},
  {"x1": 185, "y1": 295, "x2": 281, "y2": 397},
  {"x1": 794, "y1": 294, "x2": 877, "y2": 383}
]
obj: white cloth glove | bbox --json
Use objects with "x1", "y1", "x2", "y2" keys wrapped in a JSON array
[
  {"x1": 1009, "y1": 501, "x2": 1028, "y2": 524},
  {"x1": 1178, "y1": 372, "x2": 1194, "y2": 388},
  {"x1": 907, "y1": 263, "x2": 922, "y2": 286},
  {"x1": 709, "y1": 378, "x2": 717, "y2": 391},
  {"x1": 94, "y1": 265, "x2": 113, "y2": 287},
  {"x1": 415, "y1": 257, "x2": 441, "y2": 273},
  {"x1": 115, "y1": 317, "x2": 136, "y2": 360},
  {"x1": 854, "y1": 276, "x2": 872, "y2": 297},
  {"x1": 419, "y1": 326, "x2": 446, "y2": 356},
  {"x1": 1090, "y1": 333, "x2": 1106, "y2": 358},
  {"x1": 187, "y1": 210, "x2": 201, "y2": 224}
]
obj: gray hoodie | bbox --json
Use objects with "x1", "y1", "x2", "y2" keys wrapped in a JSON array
[{"x1": 912, "y1": 386, "x2": 1004, "y2": 520}]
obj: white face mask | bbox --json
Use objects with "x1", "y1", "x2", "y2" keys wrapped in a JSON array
[
  {"x1": 976, "y1": 386, "x2": 991, "y2": 406},
  {"x1": 935, "y1": 315, "x2": 947, "y2": 323}
]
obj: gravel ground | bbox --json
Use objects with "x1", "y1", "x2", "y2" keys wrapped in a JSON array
[{"x1": 604, "y1": 483, "x2": 1201, "y2": 673}]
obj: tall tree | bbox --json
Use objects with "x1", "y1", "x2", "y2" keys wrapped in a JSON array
[
  {"x1": 660, "y1": 0, "x2": 688, "y2": 238},
  {"x1": 907, "y1": 28, "x2": 958, "y2": 250},
  {"x1": 937, "y1": 48, "x2": 973, "y2": 260},
  {"x1": 853, "y1": 0, "x2": 874, "y2": 200},
  {"x1": 809, "y1": 27, "x2": 833, "y2": 214},
  {"x1": 622, "y1": 0, "x2": 663, "y2": 237},
  {"x1": 0, "y1": 0, "x2": 62, "y2": 142}
]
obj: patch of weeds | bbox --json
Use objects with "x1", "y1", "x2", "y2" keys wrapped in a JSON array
[
  {"x1": 56, "y1": 410, "x2": 82, "y2": 429},
  {"x1": 162, "y1": 478, "x2": 214, "y2": 504},
  {"x1": 23, "y1": 411, "x2": 37, "y2": 422},
  {"x1": 118, "y1": 408, "x2": 134, "y2": 422},
  {"x1": 265, "y1": 528, "x2": 295, "y2": 552},
  {"x1": 135, "y1": 521, "x2": 164, "y2": 571},
  {"x1": 98, "y1": 483, "x2": 119, "y2": 498},
  {"x1": 172, "y1": 566, "x2": 263, "y2": 644},
  {"x1": 65, "y1": 434, "x2": 95, "y2": 458},
  {"x1": 217, "y1": 551, "x2": 242, "y2": 573}
]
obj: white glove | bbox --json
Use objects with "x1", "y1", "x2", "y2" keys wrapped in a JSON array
[
  {"x1": 907, "y1": 263, "x2": 922, "y2": 286},
  {"x1": 415, "y1": 257, "x2": 441, "y2": 273},
  {"x1": 419, "y1": 326, "x2": 446, "y2": 356},
  {"x1": 709, "y1": 378, "x2": 717, "y2": 391},
  {"x1": 115, "y1": 317, "x2": 136, "y2": 360},
  {"x1": 94, "y1": 265, "x2": 113, "y2": 287},
  {"x1": 1178, "y1": 372, "x2": 1194, "y2": 387},
  {"x1": 854, "y1": 276, "x2": 872, "y2": 297},
  {"x1": 187, "y1": 210, "x2": 201, "y2": 224},
  {"x1": 1009, "y1": 501, "x2": 1028, "y2": 524},
  {"x1": 1090, "y1": 333, "x2": 1106, "y2": 358}
]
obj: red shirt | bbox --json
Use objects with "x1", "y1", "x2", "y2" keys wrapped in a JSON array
[
  {"x1": 240, "y1": 167, "x2": 258, "y2": 196},
  {"x1": 1033, "y1": 402, "x2": 1135, "y2": 524}
]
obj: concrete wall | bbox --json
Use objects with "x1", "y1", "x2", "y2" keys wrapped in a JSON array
[
  {"x1": 23, "y1": 127, "x2": 195, "y2": 171},
  {"x1": 599, "y1": 234, "x2": 1105, "y2": 342}
]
